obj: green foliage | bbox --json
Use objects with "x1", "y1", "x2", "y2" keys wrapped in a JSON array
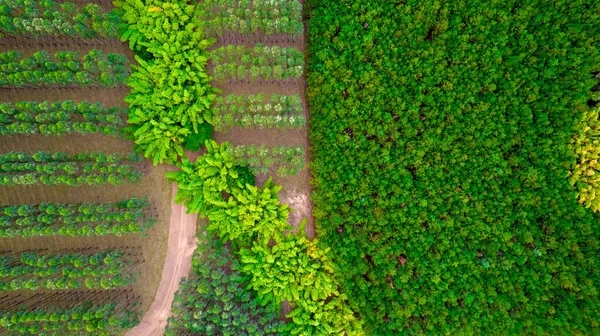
[
  {"x1": 166, "y1": 140, "x2": 240, "y2": 214},
  {"x1": 0, "y1": 0, "x2": 120, "y2": 39},
  {"x1": 165, "y1": 234, "x2": 287, "y2": 336},
  {"x1": 569, "y1": 106, "x2": 600, "y2": 212},
  {"x1": 168, "y1": 139, "x2": 362, "y2": 334},
  {"x1": 0, "y1": 100, "x2": 126, "y2": 136},
  {"x1": 0, "y1": 197, "x2": 155, "y2": 238},
  {"x1": 0, "y1": 151, "x2": 143, "y2": 186},
  {"x1": 233, "y1": 164, "x2": 255, "y2": 187},
  {"x1": 0, "y1": 249, "x2": 139, "y2": 291},
  {"x1": 212, "y1": 44, "x2": 304, "y2": 82},
  {"x1": 0, "y1": 49, "x2": 129, "y2": 87},
  {"x1": 238, "y1": 234, "x2": 337, "y2": 310},
  {"x1": 205, "y1": 177, "x2": 290, "y2": 245},
  {"x1": 231, "y1": 144, "x2": 306, "y2": 176},
  {"x1": 200, "y1": 0, "x2": 303, "y2": 38},
  {"x1": 182, "y1": 122, "x2": 213, "y2": 152},
  {"x1": 307, "y1": 0, "x2": 600, "y2": 334},
  {"x1": 114, "y1": 0, "x2": 218, "y2": 165},
  {"x1": 167, "y1": 140, "x2": 289, "y2": 245},
  {"x1": 213, "y1": 93, "x2": 305, "y2": 131},
  {"x1": 0, "y1": 302, "x2": 139, "y2": 335},
  {"x1": 237, "y1": 229, "x2": 363, "y2": 335},
  {"x1": 286, "y1": 293, "x2": 364, "y2": 336}
]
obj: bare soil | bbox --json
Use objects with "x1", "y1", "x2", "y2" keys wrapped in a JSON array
[{"x1": 126, "y1": 183, "x2": 197, "y2": 336}]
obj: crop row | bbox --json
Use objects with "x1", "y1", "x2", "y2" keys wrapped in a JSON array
[
  {"x1": 200, "y1": 0, "x2": 303, "y2": 38},
  {"x1": 0, "y1": 50, "x2": 129, "y2": 87},
  {"x1": 0, "y1": 151, "x2": 144, "y2": 186},
  {"x1": 228, "y1": 144, "x2": 305, "y2": 177},
  {"x1": 0, "y1": 0, "x2": 119, "y2": 39},
  {"x1": 215, "y1": 93, "x2": 302, "y2": 115},
  {"x1": 0, "y1": 101, "x2": 125, "y2": 136},
  {"x1": 0, "y1": 301, "x2": 139, "y2": 335},
  {"x1": 0, "y1": 249, "x2": 139, "y2": 291},
  {"x1": 0, "y1": 197, "x2": 156, "y2": 238}
]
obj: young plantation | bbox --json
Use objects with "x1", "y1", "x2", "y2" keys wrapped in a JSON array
[{"x1": 0, "y1": 0, "x2": 170, "y2": 334}]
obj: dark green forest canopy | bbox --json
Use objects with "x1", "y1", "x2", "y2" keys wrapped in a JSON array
[{"x1": 306, "y1": 0, "x2": 600, "y2": 333}]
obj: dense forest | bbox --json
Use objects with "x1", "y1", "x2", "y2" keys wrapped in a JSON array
[{"x1": 307, "y1": 0, "x2": 600, "y2": 333}]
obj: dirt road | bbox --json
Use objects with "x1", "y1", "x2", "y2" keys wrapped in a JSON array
[{"x1": 126, "y1": 183, "x2": 197, "y2": 336}]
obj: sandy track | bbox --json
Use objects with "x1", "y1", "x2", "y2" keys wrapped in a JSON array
[{"x1": 127, "y1": 183, "x2": 197, "y2": 336}]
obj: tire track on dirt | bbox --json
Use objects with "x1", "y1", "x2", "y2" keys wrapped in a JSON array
[{"x1": 126, "y1": 183, "x2": 197, "y2": 336}]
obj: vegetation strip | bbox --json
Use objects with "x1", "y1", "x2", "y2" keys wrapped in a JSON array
[
  {"x1": 0, "y1": 0, "x2": 119, "y2": 39},
  {"x1": 0, "y1": 249, "x2": 140, "y2": 291},
  {"x1": 0, "y1": 151, "x2": 144, "y2": 186},
  {"x1": 0, "y1": 101, "x2": 126, "y2": 136},
  {"x1": 0, "y1": 50, "x2": 129, "y2": 88},
  {"x1": 0, "y1": 197, "x2": 155, "y2": 238},
  {"x1": 114, "y1": 0, "x2": 217, "y2": 165}
]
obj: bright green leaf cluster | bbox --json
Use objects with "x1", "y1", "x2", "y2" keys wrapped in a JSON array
[
  {"x1": 287, "y1": 293, "x2": 363, "y2": 336},
  {"x1": 167, "y1": 140, "x2": 290, "y2": 245},
  {"x1": 114, "y1": 0, "x2": 218, "y2": 164},
  {"x1": 166, "y1": 140, "x2": 240, "y2": 214},
  {"x1": 237, "y1": 230, "x2": 364, "y2": 335},
  {"x1": 206, "y1": 178, "x2": 289, "y2": 245},
  {"x1": 238, "y1": 234, "x2": 337, "y2": 310}
]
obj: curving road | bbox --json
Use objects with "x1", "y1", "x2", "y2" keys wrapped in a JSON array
[{"x1": 127, "y1": 183, "x2": 198, "y2": 336}]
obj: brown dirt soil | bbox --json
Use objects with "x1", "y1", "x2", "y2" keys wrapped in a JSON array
[{"x1": 126, "y1": 183, "x2": 197, "y2": 336}]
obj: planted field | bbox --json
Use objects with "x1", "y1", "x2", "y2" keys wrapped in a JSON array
[{"x1": 0, "y1": 1, "x2": 172, "y2": 334}]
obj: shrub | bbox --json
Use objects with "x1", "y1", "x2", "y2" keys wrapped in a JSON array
[{"x1": 182, "y1": 122, "x2": 213, "y2": 152}]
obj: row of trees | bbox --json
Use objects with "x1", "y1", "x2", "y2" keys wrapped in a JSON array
[
  {"x1": 0, "y1": 50, "x2": 129, "y2": 87},
  {"x1": 0, "y1": 291, "x2": 140, "y2": 335},
  {"x1": 228, "y1": 144, "x2": 306, "y2": 177},
  {"x1": 0, "y1": 0, "x2": 119, "y2": 39},
  {"x1": 213, "y1": 113, "x2": 306, "y2": 131},
  {"x1": 215, "y1": 93, "x2": 303, "y2": 115},
  {"x1": 212, "y1": 44, "x2": 304, "y2": 67},
  {"x1": 211, "y1": 45, "x2": 304, "y2": 82},
  {"x1": 0, "y1": 101, "x2": 126, "y2": 136},
  {"x1": 199, "y1": 0, "x2": 303, "y2": 38},
  {"x1": 0, "y1": 249, "x2": 140, "y2": 291},
  {"x1": 0, "y1": 151, "x2": 144, "y2": 186},
  {"x1": 0, "y1": 197, "x2": 156, "y2": 238},
  {"x1": 213, "y1": 62, "x2": 303, "y2": 82},
  {"x1": 213, "y1": 93, "x2": 305, "y2": 130}
]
